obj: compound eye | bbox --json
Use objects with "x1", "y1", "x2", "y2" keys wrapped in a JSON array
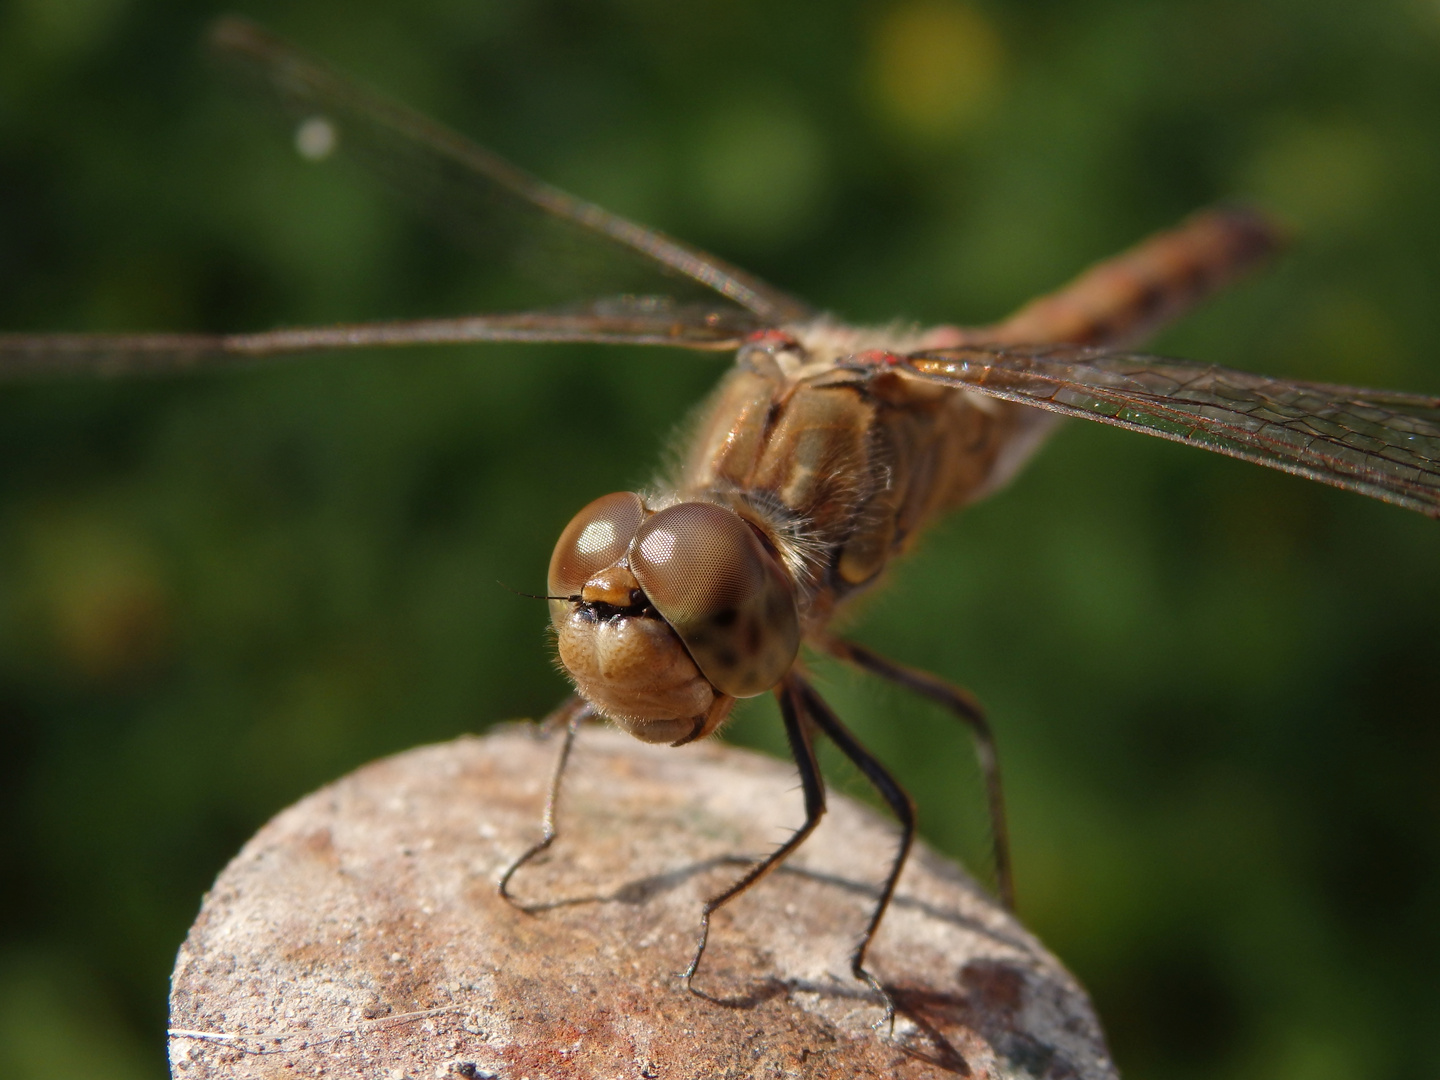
[
  {"x1": 548, "y1": 492, "x2": 645, "y2": 597},
  {"x1": 630, "y1": 502, "x2": 800, "y2": 698}
]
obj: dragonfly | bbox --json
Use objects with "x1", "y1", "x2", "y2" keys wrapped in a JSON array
[{"x1": 5, "y1": 17, "x2": 1439, "y2": 1029}]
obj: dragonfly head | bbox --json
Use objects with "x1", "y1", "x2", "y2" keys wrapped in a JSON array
[{"x1": 548, "y1": 492, "x2": 800, "y2": 745}]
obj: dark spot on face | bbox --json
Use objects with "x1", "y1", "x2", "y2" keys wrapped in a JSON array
[
  {"x1": 716, "y1": 648, "x2": 739, "y2": 669},
  {"x1": 712, "y1": 607, "x2": 738, "y2": 627},
  {"x1": 742, "y1": 617, "x2": 763, "y2": 654}
]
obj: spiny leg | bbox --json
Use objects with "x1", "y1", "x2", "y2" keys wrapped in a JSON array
[
  {"x1": 498, "y1": 695, "x2": 591, "y2": 903},
  {"x1": 683, "y1": 677, "x2": 826, "y2": 993},
  {"x1": 794, "y1": 675, "x2": 915, "y2": 1033},
  {"x1": 823, "y1": 636, "x2": 1014, "y2": 911}
]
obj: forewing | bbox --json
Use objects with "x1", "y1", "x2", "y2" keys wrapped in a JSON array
[
  {"x1": 0, "y1": 297, "x2": 760, "y2": 378},
  {"x1": 208, "y1": 17, "x2": 810, "y2": 325},
  {"x1": 904, "y1": 344, "x2": 1440, "y2": 518}
]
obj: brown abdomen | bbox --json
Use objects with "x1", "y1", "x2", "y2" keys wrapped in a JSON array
[{"x1": 986, "y1": 207, "x2": 1284, "y2": 348}]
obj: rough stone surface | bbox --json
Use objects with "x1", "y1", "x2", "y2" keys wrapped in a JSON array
[{"x1": 169, "y1": 724, "x2": 1116, "y2": 1079}]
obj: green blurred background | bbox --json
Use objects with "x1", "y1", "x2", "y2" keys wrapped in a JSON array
[{"x1": 2, "y1": 0, "x2": 1438, "y2": 1077}]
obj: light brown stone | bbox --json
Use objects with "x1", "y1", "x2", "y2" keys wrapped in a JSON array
[{"x1": 168, "y1": 724, "x2": 1115, "y2": 1079}]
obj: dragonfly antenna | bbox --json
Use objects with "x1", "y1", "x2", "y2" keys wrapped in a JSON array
[{"x1": 497, "y1": 581, "x2": 574, "y2": 602}]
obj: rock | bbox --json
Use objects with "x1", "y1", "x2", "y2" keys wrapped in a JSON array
[{"x1": 168, "y1": 724, "x2": 1115, "y2": 1079}]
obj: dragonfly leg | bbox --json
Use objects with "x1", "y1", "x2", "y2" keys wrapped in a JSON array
[
  {"x1": 793, "y1": 675, "x2": 914, "y2": 1034},
  {"x1": 821, "y1": 636, "x2": 1014, "y2": 911},
  {"x1": 498, "y1": 695, "x2": 592, "y2": 903},
  {"x1": 682, "y1": 677, "x2": 826, "y2": 994}
]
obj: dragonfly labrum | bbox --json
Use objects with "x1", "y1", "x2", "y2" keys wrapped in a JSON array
[{"x1": 4, "y1": 17, "x2": 1438, "y2": 1029}]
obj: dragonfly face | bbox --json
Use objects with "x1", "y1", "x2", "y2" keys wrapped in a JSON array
[{"x1": 548, "y1": 491, "x2": 799, "y2": 744}]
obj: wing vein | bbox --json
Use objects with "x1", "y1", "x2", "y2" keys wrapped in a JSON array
[{"x1": 907, "y1": 345, "x2": 1440, "y2": 518}]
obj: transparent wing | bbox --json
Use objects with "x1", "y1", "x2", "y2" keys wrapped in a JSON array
[
  {"x1": 0, "y1": 297, "x2": 760, "y2": 378},
  {"x1": 903, "y1": 344, "x2": 1440, "y2": 518},
  {"x1": 209, "y1": 17, "x2": 811, "y2": 325}
]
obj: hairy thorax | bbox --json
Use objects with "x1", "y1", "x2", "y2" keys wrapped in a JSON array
[{"x1": 670, "y1": 324, "x2": 1055, "y2": 634}]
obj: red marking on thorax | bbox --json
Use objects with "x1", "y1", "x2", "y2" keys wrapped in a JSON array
[{"x1": 746, "y1": 329, "x2": 801, "y2": 349}]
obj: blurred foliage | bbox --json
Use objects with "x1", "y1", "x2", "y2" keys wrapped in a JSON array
[{"x1": 1, "y1": 1, "x2": 1438, "y2": 1078}]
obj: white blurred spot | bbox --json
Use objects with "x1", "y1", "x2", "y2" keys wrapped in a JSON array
[
  {"x1": 639, "y1": 528, "x2": 677, "y2": 564},
  {"x1": 295, "y1": 116, "x2": 338, "y2": 162},
  {"x1": 577, "y1": 519, "x2": 618, "y2": 556}
]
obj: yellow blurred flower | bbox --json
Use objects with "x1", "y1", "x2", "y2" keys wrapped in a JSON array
[{"x1": 867, "y1": 0, "x2": 1006, "y2": 141}]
